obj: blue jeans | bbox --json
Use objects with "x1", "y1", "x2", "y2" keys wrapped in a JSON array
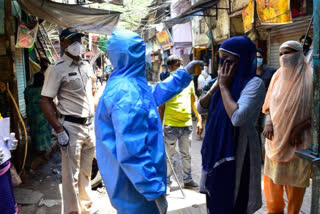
[{"x1": 164, "y1": 126, "x2": 193, "y2": 185}]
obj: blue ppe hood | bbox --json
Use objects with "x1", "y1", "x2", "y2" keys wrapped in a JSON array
[{"x1": 107, "y1": 29, "x2": 146, "y2": 80}]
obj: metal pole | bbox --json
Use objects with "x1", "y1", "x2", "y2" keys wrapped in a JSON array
[
  {"x1": 295, "y1": 1, "x2": 320, "y2": 213},
  {"x1": 310, "y1": 0, "x2": 320, "y2": 211},
  {"x1": 302, "y1": 16, "x2": 314, "y2": 48},
  {"x1": 204, "y1": 10, "x2": 215, "y2": 76},
  {"x1": 311, "y1": 3, "x2": 320, "y2": 156},
  {"x1": 165, "y1": 150, "x2": 185, "y2": 199}
]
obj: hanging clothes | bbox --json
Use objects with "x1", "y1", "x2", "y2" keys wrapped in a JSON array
[{"x1": 25, "y1": 74, "x2": 52, "y2": 152}]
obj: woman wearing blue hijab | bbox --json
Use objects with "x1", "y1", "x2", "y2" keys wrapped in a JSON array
[{"x1": 197, "y1": 36, "x2": 265, "y2": 214}]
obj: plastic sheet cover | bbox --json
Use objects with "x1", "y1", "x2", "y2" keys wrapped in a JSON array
[{"x1": 17, "y1": 0, "x2": 120, "y2": 34}]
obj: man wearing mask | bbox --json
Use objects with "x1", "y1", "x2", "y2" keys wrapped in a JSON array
[
  {"x1": 256, "y1": 48, "x2": 276, "y2": 161},
  {"x1": 95, "y1": 30, "x2": 203, "y2": 214},
  {"x1": 300, "y1": 35, "x2": 313, "y2": 67},
  {"x1": 256, "y1": 48, "x2": 277, "y2": 90},
  {"x1": 41, "y1": 28, "x2": 97, "y2": 214},
  {"x1": 160, "y1": 64, "x2": 170, "y2": 81},
  {"x1": 197, "y1": 61, "x2": 212, "y2": 96}
]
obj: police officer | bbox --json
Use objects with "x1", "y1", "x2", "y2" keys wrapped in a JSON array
[{"x1": 41, "y1": 28, "x2": 96, "y2": 214}]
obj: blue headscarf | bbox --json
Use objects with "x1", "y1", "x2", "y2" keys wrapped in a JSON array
[{"x1": 201, "y1": 36, "x2": 256, "y2": 213}]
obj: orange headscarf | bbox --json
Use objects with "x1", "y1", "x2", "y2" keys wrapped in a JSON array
[{"x1": 262, "y1": 41, "x2": 313, "y2": 162}]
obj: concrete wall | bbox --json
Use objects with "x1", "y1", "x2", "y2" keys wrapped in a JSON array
[
  {"x1": 230, "y1": 15, "x2": 245, "y2": 37},
  {"x1": 214, "y1": 0, "x2": 230, "y2": 43},
  {"x1": 171, "y1": 0, "x2": 190, "y2": 18},
  {"x1": 192, "y1": 16, "x2": 210, "y2": 46},
  {"x1": 171, "y1": 0, "x2": 192, "y2": 44},
  {"x1": 172, "y1": 23, "x2": 192, "y2": 43},
  {"x1": 231, "y1": 0, "x2": 250, "y2": 12}
]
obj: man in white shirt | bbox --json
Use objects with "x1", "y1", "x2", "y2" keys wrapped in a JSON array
[
  {"x1": 197, "y1": 62, "x2": 212, "y2": 96},
  {"x1": 300, "y1": 35, "x2": 313, "y2": 68}
]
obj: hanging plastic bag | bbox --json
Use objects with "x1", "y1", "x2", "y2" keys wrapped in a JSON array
[
  {"x1": 15, "y1": 22, "x2": 39, "y2": 48},
  {"x1": 10, "y1": 164, "x2": 22, "y2": 187}
]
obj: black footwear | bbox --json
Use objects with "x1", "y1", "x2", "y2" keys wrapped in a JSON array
[{"x1": 184, "y1": 180, "x2": 199, "y2": 190}]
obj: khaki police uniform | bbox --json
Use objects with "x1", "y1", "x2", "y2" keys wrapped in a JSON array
[{"x1": 41, "y1": 54, "x2": 95, "y2": 214}]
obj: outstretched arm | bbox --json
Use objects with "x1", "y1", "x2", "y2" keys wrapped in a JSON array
[
  {"x1": 152, "y1": 60, "x2": 204, "y2": 106},
  {"x1": 151, "y1": 69, "x2": 192, "y2": 106}
]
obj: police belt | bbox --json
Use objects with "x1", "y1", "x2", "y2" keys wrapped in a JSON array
[{"x1": 63, "y1": 115, "x2": 93, "y2": 126}]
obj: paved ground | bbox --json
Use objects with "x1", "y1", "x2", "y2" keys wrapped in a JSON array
[
  {"x1": 16, "y1": 82, "x2": 312, "y2": 213},
  {"x1": 17, "y1": 120, "x2": 311, "y2": 214}
]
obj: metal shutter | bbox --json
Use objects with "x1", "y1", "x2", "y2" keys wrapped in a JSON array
[
  {"x1": 269, "y1": 18, "x2": 313, "y2": 69},
  {"x1": 15, "y1": 48, "x2": 27, "y2": 118}
]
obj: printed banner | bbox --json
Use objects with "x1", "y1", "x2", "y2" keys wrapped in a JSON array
[
  {"x1": 256, "y1": 0, "x2": 292, "y2": 25},
  {"x1": 242, "y1": 1, "x2": 254, "y2": 32},
  {"x1": 15, "y1": 23, "x2": 39, "y2": 48},
  {"x1": 156, "y1": 30, "x2": 174, "y2": 50}
]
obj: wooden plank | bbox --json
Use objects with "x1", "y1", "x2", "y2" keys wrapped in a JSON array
[
  {"x1": 0, "y1": 37, "x2": 7, "y2": 56},
  {"x1": 0, "y1": 56, "x2": 11, "y2": 82}
]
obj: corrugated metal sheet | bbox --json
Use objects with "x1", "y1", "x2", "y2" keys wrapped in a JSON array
[
  {"x1": 15, "y1": 48, "x2": 26, "y2": 118},
  {"x1": 0, "y1": 0, "x2": 4, "y2": 34},
  {"x1": 269, "y1": 18, "x2": 313, "y2": 68}
]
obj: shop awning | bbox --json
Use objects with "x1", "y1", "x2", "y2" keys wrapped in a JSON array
[
  {"x1": 17, "y1": 0, "x2": 121, "y2": 35},
  {"x1": 164, "y1": 0, "x2": 219, "y2": 28}
]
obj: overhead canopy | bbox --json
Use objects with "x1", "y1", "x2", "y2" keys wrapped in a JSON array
[
  {"x1": 17, "y1": 0, "x2": 121, "y2": 35},
  {"x1": 164, "y1": 0, "x2": 218, "y2": 28},
  {"x1": 165, "y1": 11, "x2": 203, "y2": 27}
]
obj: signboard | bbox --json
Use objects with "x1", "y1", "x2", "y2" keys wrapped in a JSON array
[
  {"x1": 242, "y1": 1, "x2": 254, "y2": 32},
  {"x1": 156, "y1": 30, "x2": 174, "y2": 50},
  {"x1": 256, "y1": 0, "x2": 292, "y2": 24}
]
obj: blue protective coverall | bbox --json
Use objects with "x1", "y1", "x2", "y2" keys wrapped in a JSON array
[{"x1": 94, "y1": 30, "x2": 192, "y2": 214}]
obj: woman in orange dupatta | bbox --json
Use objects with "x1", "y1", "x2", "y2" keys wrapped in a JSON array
[{"x1": 262, "y1": 41, "x2": 312, "y2": 214}]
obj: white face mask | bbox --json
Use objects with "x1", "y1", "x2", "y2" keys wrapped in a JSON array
[
  {"x1": 203, "y1": 66, "x2": 209, "y2": 73},
  {"x1": 66, "y1": 41, "x2": 82, "y2": 57},
  {"x1": 201, "y1": 66, "x2": 209, "y2": 78}
]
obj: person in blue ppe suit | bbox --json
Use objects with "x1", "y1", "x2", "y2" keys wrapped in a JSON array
[{"x1": 94, "y1": 29, "x2": 202, "y2": 214}]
